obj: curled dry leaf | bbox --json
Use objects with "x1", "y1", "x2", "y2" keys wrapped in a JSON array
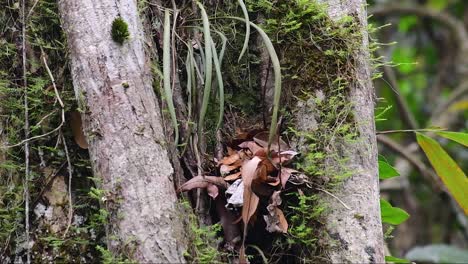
[
  {"x1": 242, "y1": 157, "x2": 261, "y2": 226},
  {"x1": 70, "y1": 111, "x2": 88, "y2": 149},
  {"x1": 253, "y1": 131, "x2": 289, "y2": 152},
  {"x1": 238, "y1": 141, "x2": 263, "y2": 156},
  {"x1": 224, "y1": 171, "x2": 242, "y2": 181},
  {"x1": 177, "y1": 175, "x2": 228, "y2": 193},
  {"x1": 227, "y1": 147, "x2": 236, "y2": 156},
  {"x1": 220, "y1": 163, "x2": 241, "y2": 176},
  {"x1": 264, "y1": 191, "x2": 288, "y2": 233},
  {"x1": 271, "y1": 150, "x2": 299, "y2": 165},
  {"x1": 280, "y1": 167, "x2": 299, "y2": 189},
  {"x1": 218, "y1": 152, "x2": 240, "y2": 165}
]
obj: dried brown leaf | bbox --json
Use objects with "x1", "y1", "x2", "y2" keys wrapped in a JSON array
[
  {"x1": 253, "y1": 131, "x2": 288, "y2": 151},
  {"x1": 264, "y1": 191, "x2": 288, "y2": 233},
  {"x1": 70, "y1": 111, "x2": 88, "y2": 149},
  {"x1": 238, "y1": 141, "x2": 263, "y2": 156},
  {"x1": 241, "y1": 156, "x2": 261, "y2": 226},
  {"x1": 177, "y1": 175, "x2": 227, "y2": 193},
  {"x1": 207, "y1": 184, "x2": 219, "y2": 199},
  {"x1": 280, "y1": 167, "x2": 298, "y2": 189},
  {"x1": 276, "y1": 208, "x2": 288, "y2": 233},
  {"x1": 218, "y1": 152, "x2": 240, "y2": 165},
  {"x1": 227, "y1": 147, "x2": 236, "y2": 156},
  {"x1": 271, "y1": 150, "x2": 298, "y2": 165},
  {"x1": 224, "y1": 171, "x2": 242, "y2": 181},
  {"x1": 220, "y1": 163, "x2": 241, "y2": 176}
]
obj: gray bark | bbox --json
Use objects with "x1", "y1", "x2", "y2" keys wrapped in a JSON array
[
  {"x1": 58, "y1": 0, "x2": 186, "y2": 262},
  {"x1": 296, "y1": 0, "x2": 385, "y2": 262}
]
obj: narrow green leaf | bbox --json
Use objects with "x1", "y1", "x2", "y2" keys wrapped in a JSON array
[
  {"x1": 379, "y1": 160, "x2": 400, "y2": 180},
  {"x1": 210, "y1": 37, "x2": 224, "y2": 130},
  {"x1": 162, "y1": 9, "x2": 178, "y2": 144},
  {"x1": 196, "y1": 2, "x2": 213, "y2": 134},
  {"x1": 416, "y1": 133, "x2": 468, "y2": 214},
  {"x1": 385, "y1": 255, "x2": 410, "y2": 263},
  {"x1": 436, "y1": 131, "x2": 468, "y2": 147},
  {"x1": 380, "y1": 199, "x2": 409, "y2": 225},
  {"x1": 213, "y1": 30, "x2": 227, "y2": 66},
  {"x1": 185, "y1": 45, "x2": 194, "y2": 120},
  {"x1": 228, "y1": 17, "x2": 282, "y2": 150},
  {"x1": 237, "y1": 0, "x2": 250, "y2": 62}
]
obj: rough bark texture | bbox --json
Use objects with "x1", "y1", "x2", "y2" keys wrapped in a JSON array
[
  {"x1": 300, "y1": 0, "x2": 384, "y2": 262},
  {"x1": 58, "y1": 0, "x2": 186, "y2": 262}
]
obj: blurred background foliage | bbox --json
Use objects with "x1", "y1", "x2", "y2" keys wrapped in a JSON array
[{"x1": 370, "y1": 0, "x2": 468, "y2": 262}]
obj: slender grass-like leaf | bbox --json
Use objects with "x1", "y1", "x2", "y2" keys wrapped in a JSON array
[
  {"x1": 237, "y1": 0, "x2": 250, "y2": 62},
  {"x1": 210, "y1": 37, "x2": 225, "y2": 130},
  {"x1": 213, "y1": 30, "x2": 227, "y2": 65},
  {"x1": 229, "y1": 18, "x2": 282, "y2": 150},
  {"x1": 416, "y1": 133, "x2": 468, "y2": 214},
  {"x1": 185, "y1": 45, "x2": 194, "y2": 120},
  {"x1": 163, "y1": 9, "x2": 179, "y2": 144},
  {"x1": 436, "y1": 131, "x2": 468, "y2": 147},
  {"x1": 384, "y1": 256, "x2": 410, "y2": 264},
  {"x1": 196, "y1": 2, "x2": 213, "y2": 133},
  {"x1": 183, "y1": 26, "x2": 227, "y2": 67}
]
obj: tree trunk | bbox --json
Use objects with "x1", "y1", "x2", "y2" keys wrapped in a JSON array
[
  {"x1": 58, "y1": 0, "x2": 186, "y2": 262},
  {"x1": 306, "y1": 0, "x2": 384, "y2": 262}
]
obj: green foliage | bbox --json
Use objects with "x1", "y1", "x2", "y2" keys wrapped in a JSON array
[
  {"x1": 181, "y1": 201, "x2": 224, "y2": 264},
  {"x1": 196, "y1": 2, "x2": 214, "y2": 136},
  {"x1": 111, "y1": 17, "x2": 130, "y2": 44},
  {"x1": 435, "y1": 131, "x2": 468, "y2": 147},
  {"x1": 0, "y1": 0, "x2": 107, "y2": 260},
  {"x1": 416, "y1": 132, "x2": 468, "y2": 214},
  {"x1": 385, "y1": 255, "x2": 411, "y2": 263},
  {"x1": 287, "y1": 194, "x2": 324, "y2": 247},
  {"x1": 405, "y1": 244, "x2": 468, "y2": 263},
  {"x1": 379, "y1": 159, "x2": 400, "y2": 180},
  {"x1": 398, "y1": 16, "x2": 418, "y2": 33},
  {"x1": 380, "y1": 199, "x2": 410, "y2": 225}
]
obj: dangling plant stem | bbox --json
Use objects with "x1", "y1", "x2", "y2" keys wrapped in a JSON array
[
  {"x1": 237, "y1": 0, "x2": 250, "y2": 62},
  {"x1": 163, "y1": 9, "x2": 179, "y2": 144},
  {"x1": 228, "y1": 17, "x2": 282, "y2": 151},
  {"x1": 210, "y1": 37, "x2": 225, "y2": 130},
  {"x1": 21, "y1": 0, "x2": 30, "y2": 262},
  {"x1": 196, "y1": 2, "x2": 213, "y2": 136}
]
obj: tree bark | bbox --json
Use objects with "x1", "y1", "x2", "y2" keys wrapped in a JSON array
[
  {"x1": 58, "y1": 0, "x2": 186, "y2": 262},
  {"x1": 300, "y1": 0, "x2": 384, "y2": 262}
]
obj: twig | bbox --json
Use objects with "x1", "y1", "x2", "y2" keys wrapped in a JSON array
[
  {"x1": 26, "y1": 0, "x2": 40, "y2": 20},
  {"x1": 376, "y1": 128, "x2": 445, "y2": 135},
  {"x1": 370, "y1": 5, "x2": 468, "y2": 50},
  {"x1": 40, "y1": 47, "x2": 64, "y2": 108},
  {"x1": 60, "y1": 132, "x2": 73, "y2": 238},
  {"x1": 21, "y1": 0, "x2": 31, "y2": 261},
  {"x1": 431, "y1": 80, "x2": 468, "y2": 121},
  {"x1": 379, "y1": 52, "x2": 419, "y2": 130},
  {"x1": 2, "y1": 124, "x2": 63, "y2": 148},
  {"x1": 317, "y1": 188, "x2": 351, "y2": 210}
]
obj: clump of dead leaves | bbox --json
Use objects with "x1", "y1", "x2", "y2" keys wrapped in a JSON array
[{"x1": 178, "y1": 130, "x2": 306, "y2": 263}]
